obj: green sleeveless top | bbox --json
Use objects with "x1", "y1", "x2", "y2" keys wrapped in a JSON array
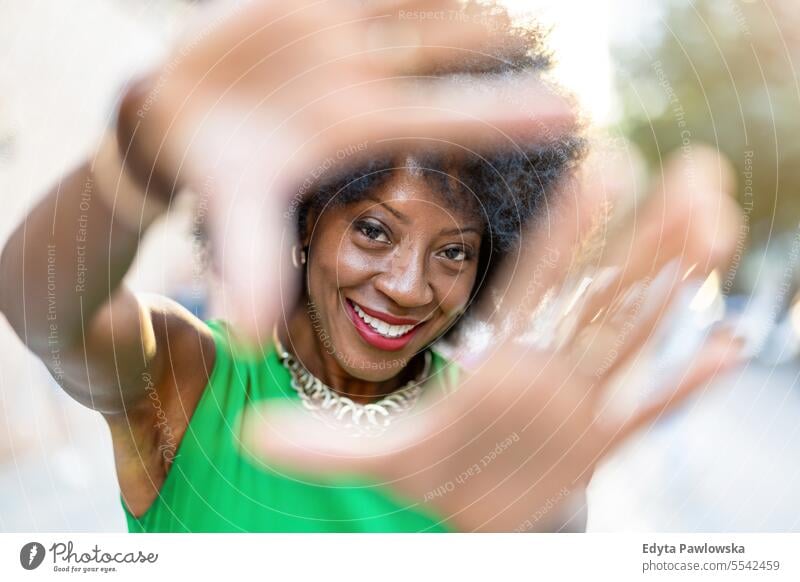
[{"x1": 122, "y1": 319, "x2": 457, "y2": 532}]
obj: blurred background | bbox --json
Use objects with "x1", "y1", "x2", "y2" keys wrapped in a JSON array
[{"x1": 1, "y1": 0, "x2": 799, "y2": 531}]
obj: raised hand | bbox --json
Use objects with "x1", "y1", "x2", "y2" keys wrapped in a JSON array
[
  {"x1": 239, "y1": 144, "x2": 745, "y2": 532},
  {"x1": 118, "y1": 0, "x2": 575, "y2": 341}
]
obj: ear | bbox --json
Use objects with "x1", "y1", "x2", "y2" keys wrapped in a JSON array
[{"x1": 300, "y1": 206, "x2": 317, "y2": 249}]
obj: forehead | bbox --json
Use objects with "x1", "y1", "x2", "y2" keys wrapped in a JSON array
[{"x1": 362, "y1": 156, "x2": 480, "y2": 226}]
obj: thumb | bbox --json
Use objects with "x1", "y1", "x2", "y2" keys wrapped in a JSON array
[
  {"x1": 236, "y1": 402, "x2": 414, "y2": 478},
  {"x1": 210, "y1": 181, "x2": 294, "y2": 345}
]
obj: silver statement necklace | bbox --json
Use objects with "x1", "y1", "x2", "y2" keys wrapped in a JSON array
[{"x1": 273, "y1": 328, "x2": 431, "y2": 437}]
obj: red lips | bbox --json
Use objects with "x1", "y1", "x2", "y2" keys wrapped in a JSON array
[
  {"x1": 350, "y1": 301, "x2": 423, "y2": 325},
  {"x1": 344, "y1": 299, "x2": 425, "y2": 352}
]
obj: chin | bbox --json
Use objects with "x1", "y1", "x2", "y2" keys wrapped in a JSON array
[{"x1": 333, "y1": 343, "x2": 417, "y2": 383}]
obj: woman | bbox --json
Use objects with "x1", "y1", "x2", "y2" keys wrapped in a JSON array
[{"x1": 0, "y1": 0, "x2": 742, "y2": 532}]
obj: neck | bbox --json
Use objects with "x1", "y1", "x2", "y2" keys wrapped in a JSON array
[{"x1": 280, "y1": 298, "x2": 421, "y2": 404}]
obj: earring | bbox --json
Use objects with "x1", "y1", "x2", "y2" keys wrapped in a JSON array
[{"x1": 291, "y1": 245, "x2": 307, "y2": 268}]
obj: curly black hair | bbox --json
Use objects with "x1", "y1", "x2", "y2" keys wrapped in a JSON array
[{"x1": 295, "y1": 1, "x2": 586, "y2": 336}]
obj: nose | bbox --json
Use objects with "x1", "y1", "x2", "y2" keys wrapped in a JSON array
[{"x1": 373, "y1": 244, "x2": 434, "y2": 308}]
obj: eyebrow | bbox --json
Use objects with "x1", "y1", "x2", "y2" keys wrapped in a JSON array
[
  {"x1": 367, "y1": 198, "x2": 411, "y2": 224},
  {"x1": 439, "y1": 227, "x2": 482, "y2": 237},
  {"x1": 365, "y1": 196, "x2": 481, "y2": 236}
]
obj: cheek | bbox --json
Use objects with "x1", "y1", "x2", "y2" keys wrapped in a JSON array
[
  {"x1": 309, "y1": 235, "x2": 375, "y2": 294},
  {"x1": 434, "y1": 266, "x2": 479, "y2": 317},
  {"x1": 335, "y1": 240, "x2": 378, "y2": 278}
]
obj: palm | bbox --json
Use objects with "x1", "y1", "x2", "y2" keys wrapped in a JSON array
[{"x1": 242, "y1": 145, "x2": 744, "y2": 531}]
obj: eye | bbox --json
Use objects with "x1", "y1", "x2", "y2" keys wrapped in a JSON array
[
  {"x1": 439, "y1": 246, "x2": 469, "y2": 262},
  {"x1": 355, "y1": 219, "x2": 390, "y2": 244}
]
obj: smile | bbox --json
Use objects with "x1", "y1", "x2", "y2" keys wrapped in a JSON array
[
  {"x1": 344, "y1": 299, "x2": 426, "y2": 351},
  {"x1": 352, "y1": 303, "x2": 417, "y2": 337}
]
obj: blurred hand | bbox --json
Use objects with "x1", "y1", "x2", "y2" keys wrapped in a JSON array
[
  {"x1": 240, "y1": 145, "x2": 745, "y2": 531},
  {"x1": 118, "y1": 0, "x2": 574, "y2": 341}
]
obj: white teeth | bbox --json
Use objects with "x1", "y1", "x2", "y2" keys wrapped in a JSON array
[{"x1": 352, "y1": 303, "x2": 416, "y2": 338}]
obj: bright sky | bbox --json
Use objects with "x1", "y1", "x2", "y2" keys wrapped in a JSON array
[{"x1": 502, "y1": 0, "x2": 641, "y2": 125}]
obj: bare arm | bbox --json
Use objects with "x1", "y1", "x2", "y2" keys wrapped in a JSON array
[{"x1": 0, "y1": 92, "x2": 209, "y2": 416}]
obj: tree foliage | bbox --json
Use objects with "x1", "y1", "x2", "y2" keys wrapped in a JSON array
[{"x1": 614, "y1": 0, "x2": 800, "y2": 237}]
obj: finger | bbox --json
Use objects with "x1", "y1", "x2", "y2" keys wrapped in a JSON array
[
  {"x1": 483, "y1": 165, "x2": 611, "y2": 337},
  {"x1": 279, "y1": 76, "x2": 577, "y2": 200},
  {"x1": 487, "y1": 142, "x2": 629, "y2": 348},
  {"x1": 363, "y1": 0, "x2": 456, "y2": 17},
  {"x1": 600, "y1": 145, "x2": 741, "y2": 291},
  {"x1": 603, "y1": 329, "x2": 745, "y2": 453},
  {"x1": 572, "y1": 260, "x2": 684, "y2": 382},
  {"x1": 360, "y1": 2, "x2": 528, "y2": 76},
  {"x1": 236, "y1": 401, "x2": 425, "y2": 478},
  {"x1": 568, "y1": 145, "x2": 740, "y2": 343},
  {"x1": 208, "y1": 164, "x2": 297, "y2": 345},
  {"x1": 322, "y1": 75, "x2": 577, "y2": 155}
]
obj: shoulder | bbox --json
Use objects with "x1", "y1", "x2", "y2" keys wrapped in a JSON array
[
  {"x1": 138, "y1": 294, "x2": 218, "y2": 405},
  {"x1": 105, "y1": 296, "x2": 218, "y2": 517}
]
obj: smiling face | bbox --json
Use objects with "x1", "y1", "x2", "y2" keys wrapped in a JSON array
[{"x1": 300, "y1": 167, "x2": 483, "y2": 383}]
